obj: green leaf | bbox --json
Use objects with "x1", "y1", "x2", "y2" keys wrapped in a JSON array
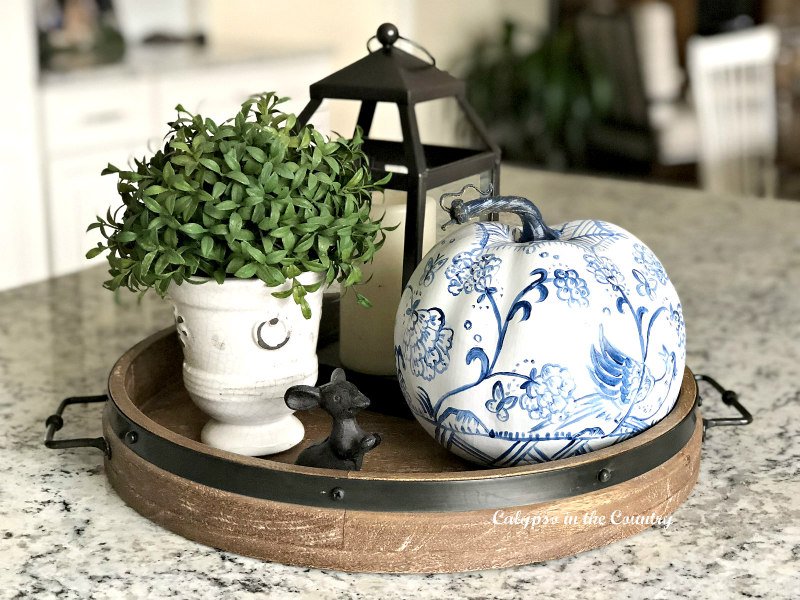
[
  {"x1": 323, "y1": 156, "x2": 340, "y2": 175},
  {"x1": 275, "y1": 163, "x2": 294, "y2": 179},
  {"x1": 173, "y1": 178, "x2": 196, "y2": 192},
  {"x1": 232, "y1": 228, "x2": 255, "y2": 242},
  {"x1": 179, "y1": 223, "x2": 207, "y2": 236},
  {"x1": 301, "y1": 259, "x2": 326, "y2": 273},
  {"x1": 215, "y1": 200, "x2": 239, "y2": 211},
  {"x1": 85, "y1": 246, "x2": 105, "y2": 259},
  {"x1": 270, "y1": 225, "x2": 292, "y2": 238},
  {"x1": 283, "y1": 264, "x2": 302, "y2": 279},
  {"x1": 212, "y1": 181, "x2": 227, "y2": 198},
  {"x1": 234, "y1": 262, "x2": 259, "y2": 278},
  {"x1": 356, "y1": 292, "x2": 373, "y2": 308},
  {"x1": 229, "y1": 211, "x2": 243, "y2": 235},
  {"x1": 299, "y1": 297, "x2": 311, "y2": 320},
  {"x1": 293, "y1": 235, "x2": 314, "y2": 254},
  {"x1": 344, "y1": 265, "x2": 362, "y2": 286},
  {"x1": 225, "y1": 256, "x2": 245, "y2": 274},
  {"x1": 303, "y1": 279, "x2": 323, "y2": 294},
  {"x1": 231, "y1": 183, "x2": 244, "y2": 205},
  {"x1": 246, "y1": 146, "x2": 268, "y2": 163},
  {"x1": 199, "y1": 158, "x2": 222, "y2": 174},
  {"x1": 164, "y1": 248, "x2": 185, "y2": 265},
  {"x1": 246, "y1": 244, "x2": 268, "y2": 264},
  {"x1": 223, "y1": 149, "x2": 239, "y2": 171},
  {"x1": 259, "y1": 264, "x2": 285, "y2": 286},
  {"x1": 163, "y1": 162, "x2": 176, "y2": 184},
  {"x1": 143, "y1": 185, "x2": 168, "y2": 197},
  {"x1": 264, "y1": 174, "x2": 281, "y2": 195},
  {"x1": 264, "y1": 249, "x2": 287, "y2": 264},
  {"x1": 170, "y1": 140, "x2": 191, "y2": 152},
  {"x1": 192, "y1": 134, "x2": 207, "y2": 151},
  {"x1": 140, "y1": 251, "x2": 156, "y2": 275},
  {"x1": 115, "y1": 231, "x2": 137, "y2": 243},
  {"x1": 154, "y1": 254, "x2": 170, "y2": 275},
  {"x1": 142, "y1": 196, "x2": 162, "y2": 214},
  {"x1": 171, "y1": 155, "x2": 195, "y2": 167},
  {"x1": 345, "y1": 168, "x2": 364, "y2": 189},
  {"x1": 225, "y1": 170, "x2": 250, "y2": 185},
  {"x1": 200, "y1": 236, "x2": 214, "y2": 258}
]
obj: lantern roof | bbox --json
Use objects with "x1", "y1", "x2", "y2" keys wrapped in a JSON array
[{"x1": 308, "y1": 23, "x2": 465, "y2": 104}]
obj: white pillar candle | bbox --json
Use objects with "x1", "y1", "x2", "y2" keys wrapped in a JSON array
[{"x1": 339, "y1": 190, "x2": 437, "y2": 376}]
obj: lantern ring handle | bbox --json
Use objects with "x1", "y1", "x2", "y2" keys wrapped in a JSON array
[
  {"x1": 438, "y1": 183, "x2": 494, "y2": 214},
  {"x1": 366, "y1": 34, "x2": 437, "y2": 67}
]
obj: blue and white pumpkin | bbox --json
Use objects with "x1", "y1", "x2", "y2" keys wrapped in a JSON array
[{"x1": 394, "y1": 195, "x2": 686, "y2": 466}]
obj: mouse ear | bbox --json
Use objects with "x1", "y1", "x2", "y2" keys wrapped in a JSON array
[
  {"x1": 284, "y1": 385, "x2": 320, "y2": 410},
  {"x1": 330, "y1": 368, "x2": 347, "y2": 383}
]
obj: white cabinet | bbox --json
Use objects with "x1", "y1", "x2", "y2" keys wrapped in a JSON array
[
  {"x1": 40, "y1": 50, "x2": 330, "y2": 277},
  {"x1": 0, "y1": 147, "x2": 49, "y2": 291},
  {"x1": 0, "y1": 0, "x2": 48, "y2": 292},
  {"x1": 154, "y1": 55, "x2": 330, "y2": 126},
  {"x1": 41, "y1": 76, "x2": 153, "y2": 276},
  {"x1": 45, "y1": 149, "x2": 143, "y2": 276},
  {"x1": 41, "y1": 78, "x2": 152, "y2": 155}
]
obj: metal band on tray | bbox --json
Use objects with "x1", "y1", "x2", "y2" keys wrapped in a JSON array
[{"x1": 104, "y1": 395, "x2": 698, "y2": 513}]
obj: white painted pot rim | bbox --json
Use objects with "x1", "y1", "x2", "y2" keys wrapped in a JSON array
[
  {"x1": 175, "y1": 271, "x2": 324, "y2": 288},
  {"x1": 168, "y1": 272, "x2": 325, "y2": 311}
]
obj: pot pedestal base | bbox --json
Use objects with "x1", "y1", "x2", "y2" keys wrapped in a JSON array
[{"x1": 200, "y1": 414, "x2": 304, "y2": 457}]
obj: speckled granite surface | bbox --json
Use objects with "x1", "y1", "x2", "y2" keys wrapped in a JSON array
[{"x1": 2, "y1": 166, "x2": 798, "y2": 599}]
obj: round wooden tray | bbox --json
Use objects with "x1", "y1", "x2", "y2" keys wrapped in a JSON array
[{"x1": 104, "y1": 328, "x2": 701, "y2": 573}]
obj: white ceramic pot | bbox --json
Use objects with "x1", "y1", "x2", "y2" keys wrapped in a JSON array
[{"x1": 167, "y1": 273, "x2": 324, "y2": 456}]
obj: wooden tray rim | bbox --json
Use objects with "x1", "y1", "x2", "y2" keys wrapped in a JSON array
[{"x1": 108, "y1": 327, "x2": 698, "y2": 483}]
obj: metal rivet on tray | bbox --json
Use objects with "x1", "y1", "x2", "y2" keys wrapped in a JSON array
[
  {"x1": 331, "y1": 487, "x2": 345, "y2": 501},
  {"x1": 598, "y1": 468, "x2": 611, "y2": 483},
  {"x1": 124, "y1": 431, "x2": 138, "y2": 444}
]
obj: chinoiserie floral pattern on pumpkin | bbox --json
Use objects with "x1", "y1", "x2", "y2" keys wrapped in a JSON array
[
  {"x1": 445, "y1": 250, "x2": 502, "y2": 296},
  {"x1": 520, "y1": 364, "x2": 575, "y2": 420},
  {"x1": 419, "y1": 253, "x2": 447, "y2": 287},
  {"x1": 634, "y1": 243, "x2": 668, "y2": 285},
  {"x1": 670, "y1": 302, "x2": 686, "y2": 349},
  {"x1": 583, "y1": 253, "x2": 625, "y2": 288},
  {"x1": 402, "y1": 300, "x2": 454, "y2": 382},
  {"x1": 485, "y1": 381, "x2": 519, "y2": 422},
  {"x1": 553, "y1": 269, "x2": 590, "y2": 307}
]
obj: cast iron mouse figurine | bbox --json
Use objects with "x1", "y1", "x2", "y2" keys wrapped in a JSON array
[{"x1": 284, "y1": 368, "x2": 381, "y2": 470}]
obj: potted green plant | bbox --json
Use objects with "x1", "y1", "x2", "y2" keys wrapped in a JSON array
[{"x1": 89, "y1": 92, "x2": 390, "y2": 456}]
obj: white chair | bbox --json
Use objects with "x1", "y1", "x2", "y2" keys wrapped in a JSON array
[
  {"x1": 631, "y1": 1, "x2": 699, "y2": 167},
  {"x1": 688, "y1": 26, "x2": 780, "y2": 197}
]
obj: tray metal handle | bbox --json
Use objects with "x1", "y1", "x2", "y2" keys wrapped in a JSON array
[
  {"x1": 44, "y1": 395, "x2": 110, "y2": 458},
  {"x1": 694, "y1": 374, "x2": 752, "y2": 439}
]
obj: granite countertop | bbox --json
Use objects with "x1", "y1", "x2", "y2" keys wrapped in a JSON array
[{"x1": 2, "y1": 166, "x2": 798, "y2": 598}]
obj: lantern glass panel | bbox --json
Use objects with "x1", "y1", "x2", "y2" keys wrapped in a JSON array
[{"x1": 414, "y1": 98, "x2": 464, "y2": 147}]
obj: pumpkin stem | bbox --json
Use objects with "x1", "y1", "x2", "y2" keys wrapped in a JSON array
[{"x1": 444, "y1": 196, "x2": 560, "y2": 243}]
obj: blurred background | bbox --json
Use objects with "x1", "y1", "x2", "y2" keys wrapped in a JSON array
[{"x1": 2, "y1": 0, "x2": 798, "y2": 292}]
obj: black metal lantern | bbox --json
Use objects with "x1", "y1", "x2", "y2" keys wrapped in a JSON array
[{"x1": 296, "y1": 23, "x2": 501, "y2": 286}]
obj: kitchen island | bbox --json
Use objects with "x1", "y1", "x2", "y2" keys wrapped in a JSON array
[{"x1": 2, "y1": 166, "x2": 798, "y2": 599}]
